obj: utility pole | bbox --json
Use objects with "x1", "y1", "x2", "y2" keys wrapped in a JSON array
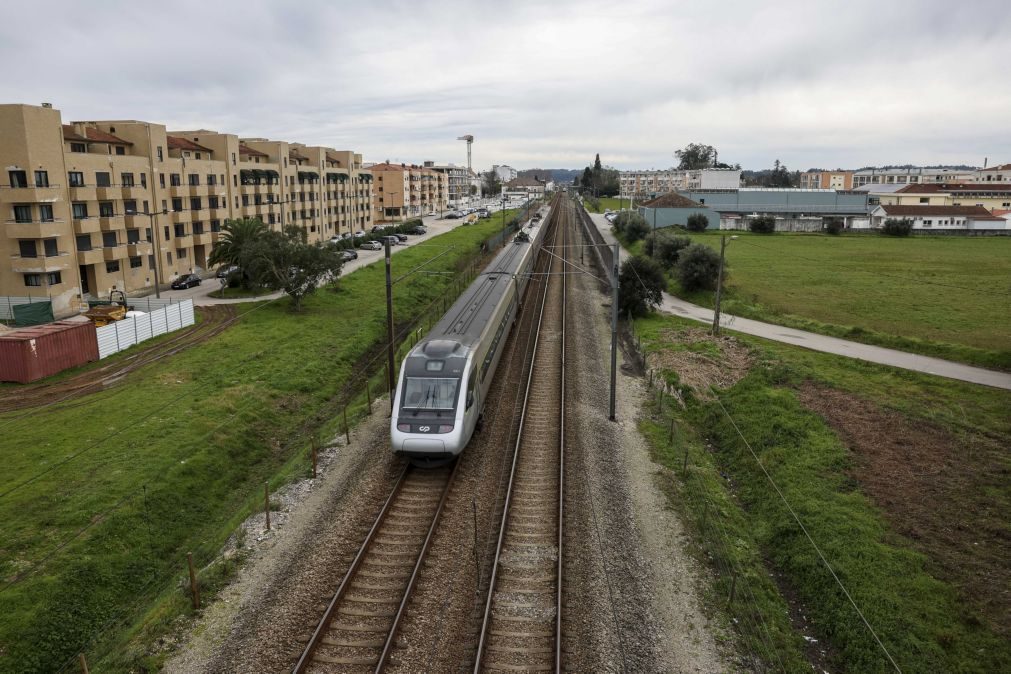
[
  {"x1": 385, "y1": 238, "x2": 396, "y2": 413},
  {"x1": 712, "y1": 235, "x2": 736, "y2": 335},
  {"x1": 609, "y1": 242, "x2": 619, "y2": 421}
]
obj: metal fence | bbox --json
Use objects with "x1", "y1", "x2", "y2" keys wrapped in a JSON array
[
  {"x1": 119, "y1": 296, "x2": 192, "y2": 313},
  {"x1": 95, "y1": 300, "x2": 195, "y2": 359},
  {"x1": 574, "y1": 200, "x2": 614, "y2": 288},
  {"x1": 0, "y1": 295, "x2": 54, "y2": 321}
]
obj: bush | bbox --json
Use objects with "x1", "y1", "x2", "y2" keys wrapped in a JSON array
[
  {"x1": 618, "y1": 256, "x2": 666, "y2": 317},
  {"x1": 656, "y1": 235, "x2": 693, "y2": 269},
  {"x1": 824, "y1": 217, "x2": 844, "y2": 235},
  {"x1": 686, "y1": 213, "x2": 709, "y2": 232},
  {"x1": 748, "y1": 215, "x2": 776, "y2": 234},
  {"x1": 882, "y1": 218, "x2": 913, "y2": 236},
  {"x1": 675, "y1": 243, "x2": 724, "y2": 292},
  {"x1": 614, "y1": 211, "x2": 649, "y2": 241}
]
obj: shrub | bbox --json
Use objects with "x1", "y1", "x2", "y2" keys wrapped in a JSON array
[
  {"x1": 824, "y1": 217, "x2": 844, "y2": 235},
  {"x1": 656, "y1": 234, "x2": 693, "y2": 270},
  {"x1": 624, "y1": 215, "x2": 650, "y2": 242},
  {"x1": 882, "y1": 218, "x2": 913, "y2": 236},
  {"x1": 618, "y1": 256, "x2": 666, "y2": 317},
  {"x1": 675, "y1": 243, "x2": 724, "y2": 292},
  {"x1": 686, "y1": 213, "x2": 710, "y2": 232},
  {"x1": 748, "y1": 215, "x2": 776, "y2": 234}
]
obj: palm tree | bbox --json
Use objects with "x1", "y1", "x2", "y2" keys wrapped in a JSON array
[{"x1": 208, "y1": 217, "x2": 268, "y2": 268}]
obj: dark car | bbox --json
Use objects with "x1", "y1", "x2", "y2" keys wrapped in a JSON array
[
  {"x1": 171, "y1": 273, "x2": 201, "y2": 289},
  {"x1": 394, "y1": 233, "x2": 408, "y2": 242},
  {"x1": 215, "y1": 264, "x2": 239, "y2": 278},
  {"x1": 408, "y1": 226, "x2": 427, "y2": 235},
  {"x1": 340, "y1": 249, "x2": 358, "y2": 262}
]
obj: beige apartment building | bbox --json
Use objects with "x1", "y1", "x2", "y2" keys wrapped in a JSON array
[
  {"x1": 798, "y1": 170, "x2": 854, "y2": 190},
  {"x1": 369, "y1": 162, "x2": 447, "y2": 224},
  {"x1": 0, "y1": 103, "x2": 372, "y2": 316}
]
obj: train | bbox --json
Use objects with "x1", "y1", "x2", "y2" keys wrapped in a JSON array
[{"x1": 390, "y1": 203, "x2": 551, "y2": 465}]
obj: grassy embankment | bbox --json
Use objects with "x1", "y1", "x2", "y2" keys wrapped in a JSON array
[
  {"x1": 0, "y1": 215, "x2": 517, "y2": 673},
  {"x1": 634, "y1": 312, "x2": 1011, "y2": 673},
  {"x1": 616, "y1": 227, "x2": 1011, "y2": 369},
  {"x1": 580, "y1": 196, "x2": 626, "y2": 213}
]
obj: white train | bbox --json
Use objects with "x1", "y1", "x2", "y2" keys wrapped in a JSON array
[{"x1": 390, "y1": 206, "x2": 550, "y2": 465}]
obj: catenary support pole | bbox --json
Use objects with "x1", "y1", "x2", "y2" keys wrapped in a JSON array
[
  {"x1": 385, "y1": 239, "x2": 396, "y2": 413},
  {"x1": 609, "y1": 242, "x2": 619, "y2": 421},
  {"x1": 712, "y1": 234, "x2": 728, "y2": 335}
]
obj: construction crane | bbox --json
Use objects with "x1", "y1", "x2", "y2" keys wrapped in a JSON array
[{"x1": 457, "y1": 134, "x2": 474, "y2": 175}]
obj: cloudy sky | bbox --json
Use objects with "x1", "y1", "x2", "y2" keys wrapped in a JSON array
[{"x1": 2, "y1": 0, "x2": 1009, "y2": 172}]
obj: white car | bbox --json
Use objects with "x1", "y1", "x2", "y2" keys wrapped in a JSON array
[
  {"x1": 359, "y1": 240, "x2": 382, "y2": 251},
  {"x1": 353, "y1": 230, "x2": 366, "y2": 239}
]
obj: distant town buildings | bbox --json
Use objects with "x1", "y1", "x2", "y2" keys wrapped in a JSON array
[
  {"x1": 977, "y1": 163, "x2": 1011, "y2": 183},
  {"x1": 424, "y1": 162, "x2": 474, "y2": 208},
  {"x1": 503, "y1": 176, "x2": 553, "y2": 200},
  {"x1": 799, "y1": 170, "x2": 854, "y2": 190},
  {"x1": 368, "y1": 162, "x2": 448, "y2": 223},
  {"x1": 619, "y1": 168, "x2": 741, "y2": 198},
  {"x1": 0, "y1": 103, "x2": 372, "y2": 316},
  {"x1": 851, "y1": 166, "x2": 977, "y2": 187},
  {"x1": 492, "y1": 164, "x2": 518, "y2": 182},
  {"x1": 868, "y1": 205, "x2": 1006, "y2": 231}
]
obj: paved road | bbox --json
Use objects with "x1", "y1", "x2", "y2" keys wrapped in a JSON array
[
  {"x1": 586, "y1": 212, "x2": 1011, "y2": 391},
  {"x1": 158, "y1": 203, "x2": 514, "y2": 306}
]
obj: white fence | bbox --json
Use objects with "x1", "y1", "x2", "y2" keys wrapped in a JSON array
[
  {"x1": 121, "y1": 296, "x2": 191, "y2": 312},
  {"x1": 95, "y1": 299, "x2": 195, "y2": 359}
]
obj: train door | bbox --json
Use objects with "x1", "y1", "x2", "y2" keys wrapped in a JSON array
[{"x1": 465, "y1": 366, "x2": 480, "y2": 434}]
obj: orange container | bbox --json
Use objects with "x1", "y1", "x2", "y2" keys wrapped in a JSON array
[{"x1": 0, "y1": 320, "x2": 100, "y2": 383}]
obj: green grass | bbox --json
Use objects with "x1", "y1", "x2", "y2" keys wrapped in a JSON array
[
  {"x1": 618, "y1": 227, "x2": 1011, "y2": 369},
  {"x1": 0, "y1": 218, "x2": 508, "y2": 673},
  {"x1": 581, "y1": 196, "x2": 626, "y2": 213},
  {"x1": 634, "y1": 313, "x2": 1011, "y2": 673},
  {"x1": 207, "y1": 286, "x2": 275, "y2": 299}
]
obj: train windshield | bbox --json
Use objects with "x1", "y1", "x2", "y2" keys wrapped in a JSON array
[{"x1": 401, "y1": 377, "x2": 459, "y2": 410}]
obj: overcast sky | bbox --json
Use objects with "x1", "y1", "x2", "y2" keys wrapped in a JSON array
[{"x1": 2, "y1": 0, "x2": 1009, "y2": 172}]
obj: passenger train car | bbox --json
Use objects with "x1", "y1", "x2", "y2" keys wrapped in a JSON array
[{"x1": 390, "y1": 205, "x2": 551, "y2": 464}]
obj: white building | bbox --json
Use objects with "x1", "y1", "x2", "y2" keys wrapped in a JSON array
[
  {"x1": 976, "y1": 163, "x2": 1011, "y2": 183},
  {"x1": 864, "y1": 204, "x2": 1007, "y2": 230},
  {"x1": 619, "y1": 168, "x2": 741, "y2": 198},
  {"x1": 492, "y1": 164, "x2": 518, "y2": 182},
  {"x1": 851, "y1": 167, "x2": 977, "y2": 188}
]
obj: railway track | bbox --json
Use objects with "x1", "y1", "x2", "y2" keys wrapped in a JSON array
[
  {"x1": 294, "y1": 460, "x2": 459, "y2": 673},
  {"x1": 473, "y1": 199, "x2": 569, "y2": 672}
]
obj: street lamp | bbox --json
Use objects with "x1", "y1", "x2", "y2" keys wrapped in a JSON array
[
  {"x1": 125, "y1": 207, "x2": 168, "y2": 298},
  {"x1": 387, "y1": 191, "x2": 399, "y2": 224},
  {"x1": 711, "y1": 234, "x2": 738, "y2": 336}
]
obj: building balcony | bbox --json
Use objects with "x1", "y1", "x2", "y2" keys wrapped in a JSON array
[
  {"x1": 6, "y1": 220, "x2": 67, "y2": 239},
  {"x1": 99, "y1": 215, "x2": 123, "y2": 231},
  {"x1": 173, "y1": 234, "x2": 193, "y2": 248},
  {"x1": 207, "y1": 207, "x2": 225, "y2": 219},
  {"x1": 1, "y1": 184, "x2": 63, "y2": 203},
  {"x1": 121, "y1": 185, "x2": 146, "y2": 199},
  {"x1": 69, "y1": 185, "x2": 97, "y2": 201},
  {"x1": 11, "y1": 253, "x2": 72, "y2": 273},
  {"x1": 73, "y1": 216, "x2": 101, "y2": 234},
  {"x1": 188, "y1": 184, "x2": 209, "y2": 197},
  {"x1": 170, "y1": 210, "x2": 188, "y2": 224},
  {"x1": 103, "y1": 246, "x2": 123, "y2": 261},
  {"x1": 96, "y1": 185, "x2": 120, "y2": 200},
  {"x1": 169, "y1": 184, "x2": 188, "y2": 197},
  {"x1": 76, "y1": 248, "x2": 104, "y2": 265},
  {"x1": 127, "y1": 241, "x2": 153, "y2": 256},
  {"x1": 192, "y1": 232, "x2": 213, "y2": 246}
]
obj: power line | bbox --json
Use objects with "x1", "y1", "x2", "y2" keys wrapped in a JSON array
[{"x1": 712, "y1": 394, "x2": 902, "y2": 673}]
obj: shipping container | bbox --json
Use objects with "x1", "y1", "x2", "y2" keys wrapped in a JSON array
[{"x1": 0, "y1": 320, "x2": 100, "y2": 383}]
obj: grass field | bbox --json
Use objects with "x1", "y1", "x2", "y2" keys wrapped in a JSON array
[
  {"x1": 0, "y1": 216, "x2": 513, "y2": 673},
  {"x1": 580, "y1": 196, "x2": 627, "y2": 213},
  {"x1": 621, "y1": 228, "x2": 1011, "y2": 369},
  {"x1": 634, "y1": 313, "x2": 1011, "y2": 673}
]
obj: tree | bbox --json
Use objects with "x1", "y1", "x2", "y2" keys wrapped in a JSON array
[
  {"x1": 764, "y1": 159, "x2": 794, "y2": 187},
  {"x1": 241, "y1": 226, "x2": 344, "y2": 311},
  {"x1": 483, "y1": 170, "x2": 501, "y2": 197},
  {"x1": 655, "y1": 234, "x2": 693, "y2": 269},
  {"x1": 749, "y1": 215, "x2": 776, "y2": 233},
  {"x1": 579, "y1": 167, "x2": 594, "y2": 194},
  {"x1": 824, "y1": 217, "x2": 844, "y2": 235},
  {"x1": 882, "y1": 218, "x2": 913, "y2": 236},
  {"x1": 208, "y1": 217, "x2": 269, "y2": 288},
  {"x1": 675, "y1": 143, "x2": 717, "y2": 170},
  {"x1": 674, "y1": 243, "x2": 724, "y2": 292},
  {"x1": 686, "y1": 213, "x2": 709, "y2": 232},
  {"x1": 619, "y1": 256, "x2": 666, "y2": 318},
  {"x1": 613, "y1": 211, "x2": 649, "y2": 240}
]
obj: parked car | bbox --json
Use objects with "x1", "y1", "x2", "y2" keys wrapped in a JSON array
[
  {"x1": 477, "y1": 209, "x2": 491, "y2": 218},
  {"x1": 381, "y1": 235, "x2": 401, "y2": 246},
  {"x1": 215, "y1": 264, "x2": 239, "y2": 278},
  {"x1": 445, "y1": 211, "x2": 463, "y2": 219},
  {"x1": 340, "y1": 249, "x2": 358, "y2": 262},
  {"x1": 328, "y1": 236, "x2": 342, "y2": 246},
  {"x1": 426, "y1": 210, "x2": 436, "y2": 216},
  {"x1": 359, "y1": 240, "x2": 382, "y2": 251},
  {"x1": 171, "y1": 273, "x2": 201, "y2": 289},
  {"x1": 353, "y1": 230, "x2": 366, "y2": 239},
  {"x1": 394, "y1": 233, "x2": 408, "y2": 242},
  {"x1": 408, "y1": 226, "x2": 427, "y2": 235}
]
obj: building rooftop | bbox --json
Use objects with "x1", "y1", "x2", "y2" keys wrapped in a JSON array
[
  {"x1": 238, "y1": 143, "x2": 269, "y2": 158},
  {"x1": 166, "y1": 135, "x2": 212, "y2": 153},
  {"x1": 879, "y1": 204, "x2": 1003, "y2": 220},
  {"x1": 62, "y1": 124, "x2": 132, "y2": 145},
  {"x1": 641, "y1": 192, "x2": 704, "y2": 208},
  {"x1": 895, "y1": 182, "x2": 1011, "y2": 194},
  {"x1": 981, "y1": 163, "x2": 1011, "y2": 172}
]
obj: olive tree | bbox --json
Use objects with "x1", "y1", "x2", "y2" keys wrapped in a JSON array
[
  {"x1": 618, "y1": 256, "x2": 666, "y2": 317},
  {"x1": 674, "y1": 243, "x2": 724, "y2": 292}
]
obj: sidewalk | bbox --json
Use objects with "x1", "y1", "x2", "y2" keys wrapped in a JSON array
[{"x1": 586, "y1": 212, "x2": 1011, "y2": 391}]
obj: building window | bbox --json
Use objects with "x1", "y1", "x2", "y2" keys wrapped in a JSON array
[
  {"x1": 172, "y1": 198, "x2": 183, "y2": 212},
  {"x1": 68, "y1": 171, "x2": 84, "y2": 187},
  {"x1": 919, "y1": 197, "x2": 929, "y2": 204},
  {"x1": 208, "y1": 196, "x2": 219, "y2": 209},
  {"x1": 115, "y1": 146, "x2": 125, "y2": 156},
  {"x1": 130, "y1": 256, "x2": 143, "y2": 268},
  {"x1": 190, "y1": 197, "x2": 201, "y2": 211},
  {"x1": 177, "y1": 248, "x2": 187, "y2": 259},
  {"x1": 211, "y1": 219, "x2": 221, "y2": 232},
  {"x1": 102, "y1": 232, "x2": 118, "y2": 248},
  {"x1": 8, "y1": 170, "x2": 27, "y2": 188},
  {"x1": 157, "y1": 146, "x2": 163, "y2": 161},
  {"x1": 96, "y1": 172, "x2": 111, "y2": 187},
  {"x1": 18, "y1": 240, "x2": 37, "y2": 258},
  {"x1": 174, "y1": 224, "x2": 186, "y2": 237},
  {"x1": 121, "y1": 173, "x2": 135, "y2": 187},
  {"x1": 77, "y1": 234, "x2": 92, "y2": 250},
  {"x1": 47, "y1": 271, "x2": 62, "y2": 285},
  {"x1": 170, "y1": 173, "x2": 181, "y2": 187},
  {"x1": 207, "y1": 174, "x2": 216, "y2": 186},
  {"x1": 44, "y1": 239, "x2": 58, "y2": 257},
  {"x1": 39, "y1": 204, "x2": 53, "y2": 222},
  {"x1": 167, "y1": 252, "x2": 172, "y2": 264},
  {"x1": 231, "y1": 152, "x2": 236, "y2": 165},
  {"x1": 126, "y1": 229, "x2": 140, "y2": 244},
  {"x1": 72, "y1": 203, "x2": 88, "y2": 219},
  {"x1": 71, "y1": 143, "x2": 86, "y2": 153},
  {"x1": 105, "y1": 261, "x2": 120, "y2": 273},
  {"x1": 99, "y1": 202, "x2": 115, "y2": 217},
  {"x1": 13, "y1": 204, "x2": 33, "y2": 223},
  {"x1": 24, "y1": 273, "x2": 41, "y2": 287},
  {"x1": 124, "y1": 199, "x2": 137, "y2": 214},
  {"x1": 140, "y1": 173, "x2": 147, "y2": 188},
  {"x1": 188, "y1": 174, "x2": 200, "y2": 186},
  {"x1": 34, "y1": 170, "x2": 49, "y2": 187},
  {"x1": 148, "y1": 255, "x2": 155, "y2": 269}
]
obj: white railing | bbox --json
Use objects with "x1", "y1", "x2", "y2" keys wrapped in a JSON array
[{"x1": 95, "y1": 299, "x2": 195, "y2": 359}]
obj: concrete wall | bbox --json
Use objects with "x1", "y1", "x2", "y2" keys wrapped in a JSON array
[
  {"x1": 638, "y1": 206, "x2": 720, "y2": 230},
  {"x1": 720, "y1": 216, "x2": 826, "y2": 232}
]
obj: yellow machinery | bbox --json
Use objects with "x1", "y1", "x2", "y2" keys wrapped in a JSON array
[{"x1": 85, "y1": 289, "x2": 128, "y2": 327}]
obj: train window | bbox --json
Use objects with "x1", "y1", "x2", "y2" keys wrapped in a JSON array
[
  {"x1": 425, "y1": 360, "x2": 444, "y2": 372},
  {"x1": 402, "y1": 377, "x2": 458, "y2": 410},
  {"x1": 466, "y1": 369, "x2": 476, "y2": 409}
]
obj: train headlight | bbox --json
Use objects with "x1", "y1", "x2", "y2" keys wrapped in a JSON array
[
  {"x1": 438, "y1": 425, "x2": 454, "y2": 433},
  {"x1": 397, "y1": 423, "x2": 411, "y2": 432}
]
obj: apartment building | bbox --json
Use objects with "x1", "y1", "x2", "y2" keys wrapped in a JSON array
[
  {"x1": 492, "y1": 164, "x2": 518, "y2": 183},
  {"x1": 977, "y1": 163, "x2": 1011, "y2": 183},
  {"x1": 369, "y1": 162, "x2": 447, "y2": 223},
  {"x1": 798, "y1": 170, "x2": 854, "y2": 190},
  {"x1": 877, "y1": 183, "x2": 1011, "y2": 212},
  {"x1": 0, "y1": 103, "x2": 371, "y2": 316},
  {"x1": 426, "y1": 162, "x2": 473, "y2": 208},
  {"x1": 851, "y1": 166, "x2": 977, "y2": 188},
  {"x1": 619, "y1": 168, "x2": 741, "y2": 198}
]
